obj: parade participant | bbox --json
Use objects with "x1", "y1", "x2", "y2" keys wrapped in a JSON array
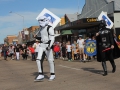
[
  {"x1": 96, "y1": 20, "x2": 116, "y2": 76},
  {"x1": 34, "y1": 16, "x2": 55, "y2": 81}
]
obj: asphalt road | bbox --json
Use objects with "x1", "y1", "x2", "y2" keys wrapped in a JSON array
[{"x1": 0, "y1": 57, "x2": 120, "y2": 90}]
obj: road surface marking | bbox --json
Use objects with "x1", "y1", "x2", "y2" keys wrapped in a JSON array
[{"x1": 59, "y1": 65, "x2": 81, "y2": 71}]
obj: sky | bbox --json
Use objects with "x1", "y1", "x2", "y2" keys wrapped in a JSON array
[{"x1": 0, "y1": 0, "x2": 85, "y2": 44}]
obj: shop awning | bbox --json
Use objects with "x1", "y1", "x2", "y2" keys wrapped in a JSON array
[
  {"x1": 55, "y1": 18, "x2": 100, "y2": 30},
  {"x1": 61, "y1": 30, "x2": 72, "y2": 35}
]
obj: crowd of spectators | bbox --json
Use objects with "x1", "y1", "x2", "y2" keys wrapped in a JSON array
[
  {"x1": 53, "y1": 35, "x2": 96, "y2": 62},
  {"x1": 0, "y1": 35, "x2": 97, "y2": 62},
  {"x1": 0, "y1": 44, "x2": 30, "y2": 61}
]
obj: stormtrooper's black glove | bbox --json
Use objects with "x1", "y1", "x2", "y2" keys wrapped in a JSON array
[
  {"x1": 35, "y1": 37, "x2": 41, "y2": 40},
  {"x1": 46, "y1": 46, "x2": 51, "y2": 50}
]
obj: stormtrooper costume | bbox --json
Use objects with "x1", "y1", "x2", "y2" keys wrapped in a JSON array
[{"x1": 34, "y1": 16, "x2": 55, "y2": 81}]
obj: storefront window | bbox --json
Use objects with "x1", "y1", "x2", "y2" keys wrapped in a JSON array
[{"x1": 71, "y1": 29, "x2": 87, "y2": 38}]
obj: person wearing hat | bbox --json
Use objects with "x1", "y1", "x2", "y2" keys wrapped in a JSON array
[
  {"x1": 77, "y1": 35, "x2": 86, "y2": 62},
  {"x1": 33, "y1": 39, "x2": 40, "y2": 58}
]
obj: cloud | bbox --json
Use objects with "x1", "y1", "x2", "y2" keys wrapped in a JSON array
[{"x1": 0, "y1": 8, "x2": 81, "y2": 43}]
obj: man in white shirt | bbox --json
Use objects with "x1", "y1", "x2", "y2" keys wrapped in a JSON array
[
  {"x1": 77, "y1": 36, "x2": 85, "y2": 61},
  {"x1": 33, "y1": 39, "x2": 40, "y2": 58}
]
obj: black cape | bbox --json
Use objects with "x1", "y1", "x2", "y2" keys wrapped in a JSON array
[{"x1": 96, "y1": 30, "x2": 120, "y2": 62}]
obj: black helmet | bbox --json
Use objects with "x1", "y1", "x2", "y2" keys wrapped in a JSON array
[{"x1": 99, "y1": 20, "x2": 107, "y2": 28}]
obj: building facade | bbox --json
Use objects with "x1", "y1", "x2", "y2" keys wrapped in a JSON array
[
  {"x1": 27, "y1": 26, "x2": 39, "y2": 42},
  {"x1": 78, "y1": 0, "x2": 120, "y2": 40},
  {"x1": 4, "y1": 35, "x2": 17, "y2": 45},
  {"x1": 55, "y1": 0, "x2": 120, "y2": 42}
]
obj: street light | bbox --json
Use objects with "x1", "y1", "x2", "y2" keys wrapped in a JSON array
[
  {"x1": 9, "y1": 11, "x2": 24, "y2": 30},
  {"x1": 78, "y1": 0, "x2": 80, "y2": 14}
]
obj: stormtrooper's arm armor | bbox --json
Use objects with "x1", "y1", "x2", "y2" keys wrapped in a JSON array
[{"x1": 48, "y1": 27, "x2": 55, "y2": 49}]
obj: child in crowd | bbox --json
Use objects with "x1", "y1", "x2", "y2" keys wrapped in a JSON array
[
  {"x1": 74, "y1": 47, "x2": 79, "y2": 60},
  {"x1": 66, "y1": 41, "x2": 72, "y2": 61},
  {"x1": 72, "y1": 40, "x2": 77, "y2": 60}
]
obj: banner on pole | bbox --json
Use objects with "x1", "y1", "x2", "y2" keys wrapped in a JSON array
[
  {"x1": 36, "y1": 8, "x2": 61, "y2": 29},
  {"x1": 84, "y1": 40, "x2": 97, "y2": 56},
  {"x1": 98, "y1": 11, "x2": 113, "y2": 29}
]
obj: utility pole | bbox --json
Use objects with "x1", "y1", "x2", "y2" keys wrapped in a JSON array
[{"x1": 9, "y1": 11, "x2": 24, "y2": 30}]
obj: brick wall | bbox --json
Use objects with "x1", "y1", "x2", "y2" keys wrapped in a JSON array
[{"x1": 7, "y1": 36, "x2": 17, "y2": 45}]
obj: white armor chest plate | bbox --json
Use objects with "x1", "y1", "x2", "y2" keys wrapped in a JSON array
[{"x1": 40, "y1": 27, "x2": 49, "y2": 43}]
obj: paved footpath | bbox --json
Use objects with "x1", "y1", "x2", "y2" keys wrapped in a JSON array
[{"x1": 0, "y1": 57, "x2": 120, "y2": 90}]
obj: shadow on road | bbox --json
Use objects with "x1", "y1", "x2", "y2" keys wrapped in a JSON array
[
  {"x1": 81, "y1": 68, "x2": 103, "y2": 75},
  {"x1": 32, "y1": 72, "x2": 49, "y2": 79}
]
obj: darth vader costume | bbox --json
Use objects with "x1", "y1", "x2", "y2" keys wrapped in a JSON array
[{"x1": 96, "y1": 20, "x2": 120, "y2": 76}]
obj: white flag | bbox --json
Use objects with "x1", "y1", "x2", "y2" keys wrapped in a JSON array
[
  {"x1": 36, "y1": 8, "x2": 61, "y2": 29},
  {"x1": 98, "y1": 11, "x2": 113, "y2": 29}
]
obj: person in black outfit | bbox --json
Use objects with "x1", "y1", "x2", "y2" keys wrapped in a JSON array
[
  {"x1": 61, "y1": 42, "x2": 66, "y2": 60},
  {"x1": 96, "y1": 20, "x2": 116, "y2": 76},
  {"x1": 2, "y1": 44, "x2": 8, "y2": 60},
  {"x1": 15, "y1": 45, "x2": 20, "y2": 60},
  {"x1": 21, "y1": 45, "x2": 28, "y2": 60}
]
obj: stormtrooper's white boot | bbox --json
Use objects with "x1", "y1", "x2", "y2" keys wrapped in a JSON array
[
  {"x1": 49, "y1": 75, "x2": 55, "y2": 81},
  {"x1": 34, "y1": 74, "x2": 44, "y2": 82}
]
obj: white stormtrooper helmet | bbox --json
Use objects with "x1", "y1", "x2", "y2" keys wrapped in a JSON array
[{"x1": 38, "y1": 16, "x2": 49, "y2": 27}]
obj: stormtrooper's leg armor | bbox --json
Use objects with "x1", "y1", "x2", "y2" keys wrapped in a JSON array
[
  {"x1": 45, "y1": 49, "x2": 55, "y2": 81},
  {"x1": 34, "y1": 46, "x2": 46, "y2": 81},
  {"x1": 36, "y1": 46, "x2": 44, "y2": 73},
  {"x1": 36, "y1": 51, "x2": 45, "y2": 74},
  {"x1": 45, "y1": 49, "x2": 55, "y2": 73}
]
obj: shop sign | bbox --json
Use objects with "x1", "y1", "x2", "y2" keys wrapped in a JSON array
[
  {"x1": 82, "y1": 18, "x2": 98, "y2": 23},
  {"x1": 87, "y1": 18, "x2": 97, "y2": 22}
]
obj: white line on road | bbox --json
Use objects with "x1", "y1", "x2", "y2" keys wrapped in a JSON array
[{"x1": 59, "y1": 65, "x2": 81, "y2": 71}]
